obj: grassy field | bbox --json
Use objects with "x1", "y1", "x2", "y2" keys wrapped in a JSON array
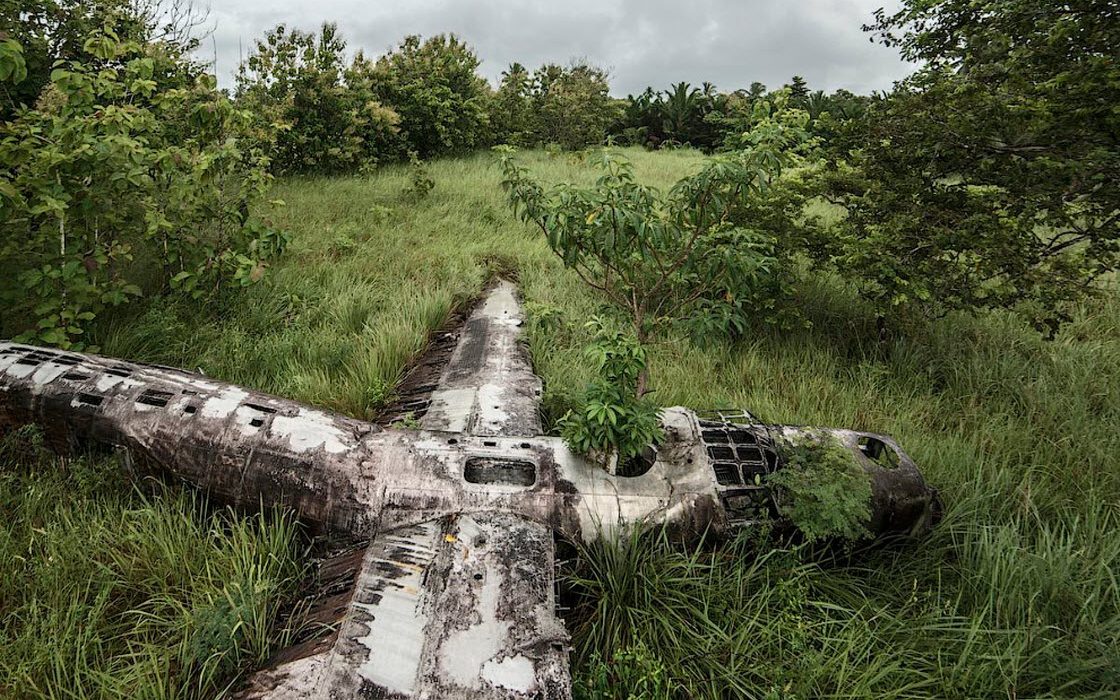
[{"x1": 2, "y1": 147, "x2": 1118, "y2": 697}]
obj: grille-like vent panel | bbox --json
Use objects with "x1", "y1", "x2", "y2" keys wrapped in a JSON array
[{"x1": 698, "y1": 416, "x2": 781, "y2": 522}]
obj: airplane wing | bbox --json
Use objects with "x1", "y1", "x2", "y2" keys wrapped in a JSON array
[{"x1": 240, "y1": 512, "x2": 572, "y2": 699}]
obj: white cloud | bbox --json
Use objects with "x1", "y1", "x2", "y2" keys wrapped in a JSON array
[{"x1": 194, "y1": 0, "x2": 915, "y2": 95}]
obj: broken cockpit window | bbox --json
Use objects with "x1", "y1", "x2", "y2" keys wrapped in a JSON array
[{"x1": 858, "y1": 435, "x2": 900, "y2": 469}]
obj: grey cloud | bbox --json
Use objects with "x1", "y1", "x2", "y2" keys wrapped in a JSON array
[{"x1": 198, "y1": 0, "x2": 914, "y2": 95}]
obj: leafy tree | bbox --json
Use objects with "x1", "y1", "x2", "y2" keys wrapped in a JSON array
[
  {"x1": 490, "y1": 62, "x2": 534, "y2": 146},
  {"x1": 366, "y1": 34, "x2": 490, "y2": 158},
  {"x1": 612, "y1": 82, "x2": 726, "y2": 151},
  {"x1": 0, "y1": 28, "x2": 285, "y2": 349},
  {"x1": 236, "y1": 24, "x2": 403, "y2": 173},
  {"x1": 822, "y1": 0, "x2": 1120, "y2": 332},
  {"x1": 1, "y1": 0, "x2": 205, "y2": 120},
  {"x1": 499, "y1": 103, "x2": 809, "y2": 395},
  {"x1": 530, "y1": 61, "x2": 615, "y2": 151},
  {"x1": 786, "y1": 75, "x2": 809, "y2": 103},
  {"x1": 612, "y1": 87, "x2": 660, "y2": 147}
]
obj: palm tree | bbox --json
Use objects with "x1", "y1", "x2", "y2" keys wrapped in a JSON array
[{"x1": 660, "y1": 81, "x2": 703, "y2": 144}]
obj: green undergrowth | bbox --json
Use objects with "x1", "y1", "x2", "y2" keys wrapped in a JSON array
[
  {"x1": 3, "y1": 147, "x2": 1118, "y2": 697},
  {"x1": 0, "y1": 429, "x2": 306, "y2": 698}
]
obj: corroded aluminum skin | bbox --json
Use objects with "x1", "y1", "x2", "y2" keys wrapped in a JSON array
[
  {"x1": 0, "y1": 283, "x2": 940, "y2": 698},
  {"x1": 0, "y1": 345, "x2": 735, "y2": 545}
]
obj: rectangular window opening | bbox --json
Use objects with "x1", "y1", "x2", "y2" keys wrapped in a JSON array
[
  {"x1": 713, "y1": 462, "x2": 741, "y2": 486},
  {"x1": 706, "y1": 445, "x2": 734, "y2": 460},
  {"x1": 136, "y1": 390, "x2": 173, "y2": 408},
  {"x1": 77, "y1": 393, "x2": 104, "y2": 407},
  {"x1": 464, "y1": 457, "x2": 536, "y2": 487}
]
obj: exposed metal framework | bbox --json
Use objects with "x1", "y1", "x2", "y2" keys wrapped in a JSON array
[{"x1": 0, "y1": 280, "x2": 940, "y2": 699}]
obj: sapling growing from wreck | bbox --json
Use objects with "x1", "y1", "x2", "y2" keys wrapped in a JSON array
[
  {"x1": 768, "y1": 435, "x2": 872, "y2": 542},
  {"x1": 559, "y1": 318, "x2": 663, "y2": 471},
  {"x1": 499, "y1": 117, "x2": 806, "y2": 464}
]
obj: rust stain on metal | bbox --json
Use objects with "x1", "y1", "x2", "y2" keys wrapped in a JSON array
[{"x1": 0, "y1": 279, "x2": 941, "y2": 699}]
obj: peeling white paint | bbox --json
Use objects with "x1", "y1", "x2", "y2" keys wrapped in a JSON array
[
  {"x1": 271, "y1": 408, "x2": 351, "y2": 454},
  {"x1": 476, "y1": 280, "x2": 525, "y2": 328},
  {"x1": 474, "y1": 383, "x2": 510, "y2": 434},
  {"x1": 481, "y1": 655, "x2": 536, "y2": 693},
  {"x1": 350, "y1": 522, "x2": 441, "y2": 695},
  {"x1": 29, "y1": 363, "x2": 70, "y2": 387},
  {"x1": 4, "y1": 362, "x2": 36, "y2": 380},
  {"x1": 201, "y1": 387, "x2": 249, "y2": 419},
  {"x1": 0, "y1": 352, "x2": 19, "y2": 374},
  {"x1": 423, "y1": 387, "x2": 474, "y2": 433},
  {"x1": 95, "y1": 373, "x2": 145, "y2": 393},
  {"x1": 438, "y1": 519, "x2": 512, "y2": 690}
]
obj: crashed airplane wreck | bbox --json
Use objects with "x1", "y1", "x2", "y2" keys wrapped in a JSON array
[{"x1": 0, "y1": 280, "x2": 939, "y2": 699}]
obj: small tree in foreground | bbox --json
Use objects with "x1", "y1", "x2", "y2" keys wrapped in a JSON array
[
  {"x1": 558, "y1": 319, "x2": 663, "y2": 470},
  {"x1": 498, "y1": 107, "x2": 807, "y2": 397}
]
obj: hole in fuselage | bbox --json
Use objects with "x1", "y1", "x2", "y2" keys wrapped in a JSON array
[
  {"x1": 77, "y1": 393, "x2": 103, "y2": 407},
  {"x1": 859, "y1": 436, "x2": 900, "y2": 469},
  {"x1": 136, "y1": 389, "x2": 173, "y2": 407},
  {"x1": 464, "y1": 457, "x2": 535, "y2": 487},
  {"x1": 616, "y1": 445, "x2": 657, "y2": 477}
]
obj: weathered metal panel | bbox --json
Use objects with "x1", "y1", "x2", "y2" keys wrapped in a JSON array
[{"x1": 422, "y1": 280, "x2": 543, "y2": 436}]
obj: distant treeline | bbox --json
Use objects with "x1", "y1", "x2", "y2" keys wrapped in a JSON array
[
  {"x1": 229, "y1": 22, "x2": 871, "y2": 174},
  {"x1": 2, "y1": 0, "x2": 1117, "y2": 348}
]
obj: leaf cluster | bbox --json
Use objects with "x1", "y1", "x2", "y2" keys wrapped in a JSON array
[
  {"x1": 497, "y1": 61, "x2": 617, "y2": 151},
  {"x1": 823, "y1": 0, "x2": 1120, "y2": 333},
  {"x1": 767, "y1": 435, "x2": 872, "y2": 543},
  {"x1": 499, "y1": 141, "x2": 798, "y2": 349},
  {"x1": 559, "y1": 318, "x2": 663, "y2": 466},
  {"x1": 234, "y1": 23, "x2": 406, "y2": 174},
  {"x1": 0, "y1": 28, "x2": 286, "y2": 349}
]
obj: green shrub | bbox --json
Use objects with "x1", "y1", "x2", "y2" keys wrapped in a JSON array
[
  {"x1": 364, "y1": 34, "x2": 491, "y2": 159},
  {"x1": 499, "y1": 129, "x2": 809, "y2": 388},
  {"x1": 402, "y1": 152, "x2": 435, "y2": 201},
  {"x1": 0, "y1": 28, "x2": 286, "y2": 349},
  {"x1": 819, "y1": 0, "x2": 1120, "y2": 334},
  {"x1": 235, "y1": 23, "x2": 405, "y2": 174},
  {"x1": 559, "y1": 319, "x2": 663, "y2": 467},
  {"x1": 768, "y1": 435, "x2": 872, "y2": 542}
]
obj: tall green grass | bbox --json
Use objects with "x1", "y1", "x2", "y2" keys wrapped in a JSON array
[
  {"x1": 0, "y1": 429, "x2": 306, "y2": 698},
  {"x1": 4, "y1": 147, "x2": 1117, "y2": 697}
]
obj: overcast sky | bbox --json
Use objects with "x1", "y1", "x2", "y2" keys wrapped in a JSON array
[{"x1": 199, "y1": 0, "x2": 914, "y2": 96}]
